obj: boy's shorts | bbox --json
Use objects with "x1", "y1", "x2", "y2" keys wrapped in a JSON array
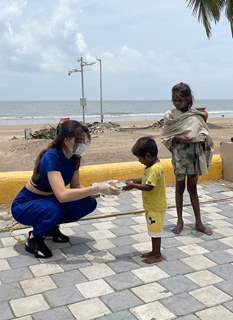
[{"x1": 145, "y1": 210, "x2": 166, "y2": 238}]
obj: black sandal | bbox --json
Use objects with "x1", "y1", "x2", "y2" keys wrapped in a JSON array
[
  {"x1": 45, "y1": 226, "x2": 70, "y2": 243},
  {"x1": 25, "y1": 232, "x2": 52, "y2": 258}
]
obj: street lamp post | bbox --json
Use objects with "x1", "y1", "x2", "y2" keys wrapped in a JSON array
[
  {"x1": 96, "y1": 58, "x2": 103, "y2": 123},
  {"x1": 68, "y1": 56, "x2": 95, "y2": 124}
]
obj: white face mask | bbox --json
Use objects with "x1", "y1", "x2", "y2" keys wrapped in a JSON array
[{"x1": 74, "y1": 143, "x2": 86, "y2": 156}]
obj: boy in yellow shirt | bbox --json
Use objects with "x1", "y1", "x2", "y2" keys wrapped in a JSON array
[{"x1": 124, "y1": 137, "x2": 167, "y2": 264}]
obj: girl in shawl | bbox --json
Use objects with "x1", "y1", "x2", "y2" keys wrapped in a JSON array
[{"x1": 161, "y1": 83, "x2": 213, "y2": 235}]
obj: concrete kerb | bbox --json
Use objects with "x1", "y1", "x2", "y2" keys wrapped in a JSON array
[{"x1": 0, "y1": 155, "x2": 222, "y2": 205}]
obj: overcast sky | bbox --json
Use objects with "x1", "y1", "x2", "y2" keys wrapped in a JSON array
[{"x1": 0, "y1": 0, "x2": 232, "y2": 101}]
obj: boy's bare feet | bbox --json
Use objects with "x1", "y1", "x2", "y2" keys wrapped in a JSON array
[
  {"x1": 195, "y1": 223, "x2": 213, "y2": 235},
  {"x1": 142, "y1": 254, "x2": 165, "y2": 264},
  {"x1": 172, "y1": 220, "x2": 184, "y2": 234}
]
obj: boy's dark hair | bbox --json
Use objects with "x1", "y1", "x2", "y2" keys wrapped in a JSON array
[
  {"x1": 172, "y1": 82, "x2": 193, "y2": 108},
  {"x1": 132, "y1": 137, "x2": 158, "y2": 158}
]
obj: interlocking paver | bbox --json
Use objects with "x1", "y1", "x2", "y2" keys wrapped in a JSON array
[
  {"x1": 20, "y1": 275, "x2": 57, "y2": 295},
  {"x1": 1, "y1": 182, "x2": 233, "y2": 319},
  {"x1": 33, "y1": 306, "x2": 76, "y2": 320},
  {"x1": 190, "y1": 285, "x2": 232, "y2": 307},
  {"x1": 161, "y1": 292, "x2": 205, "y2": 316},
  {"x1": 130, "y1": 300, "x2": 175, "y2": 320},
  {"x1": 132, "y1": 281, "x2": 172, "y2": 302},
  {"x1": 10, "y1": 294, "x2": 49, "y2": 317},
  {"x1": 44, "y1": 286, "x2": 84, "y2": 307},
  {"x1": 101, "y1": 290, "x2": 142, "y2": 312},
  {"x1": 196, "y1": 305, "x2": 233, "y2": 320},
  {"x1": 68, "y1": 298, "x2": 111, "y2": 319},
  {"x1": 105, "y1": 271, "x2": 142, "y2": 290}
]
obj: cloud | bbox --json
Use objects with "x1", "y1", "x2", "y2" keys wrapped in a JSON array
[{"x1": 0, "y1": 0, "x2": 92, "y2": 73}]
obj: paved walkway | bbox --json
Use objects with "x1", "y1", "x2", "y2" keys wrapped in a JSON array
[{"x1": 1, "y1": 182, "x2": 233, "y2": 319}]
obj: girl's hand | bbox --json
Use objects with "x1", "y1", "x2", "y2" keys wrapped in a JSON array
[
  {"x1": 196, "y1": 106, "x2": 208, "y2": 122},
  {"x1": 176, "y1": 135, "x2": 192, "y2": 143}
]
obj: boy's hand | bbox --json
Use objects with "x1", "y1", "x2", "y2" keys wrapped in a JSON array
[{"x1": 123, "y1": 180, "x2": 135, "y2": 191}]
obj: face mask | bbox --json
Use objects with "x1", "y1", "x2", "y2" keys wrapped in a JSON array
[{"x1": 74, "y1": 143, "x2": 86, "y2": 156}]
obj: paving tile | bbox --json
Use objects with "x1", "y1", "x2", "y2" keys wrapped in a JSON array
[
  {"x1": 0, "y1": 301, "x2": 13, "y2": 320},
  {"x1": 176, "y1": 316, "x2": 199, "y2": 320},
  {"x1": 101, "y1": 290, "x2": 142, "y2": 312},
  {"x1": 215, "y1": 227, "x2": 233, "y2": 237},
  {"x1": 92, "y1": 221, "x2": 116, "y2": 230},
  {"x1": 0, "y1": 283, "x2": 24, "y2": 302},
  {"x1": 162, "y1": 247, "x2": 189, "y2": 260},
  {"x1": 132, "y1": 282, "x2": 172, "y2": 303},
  {"x1": 79, "y1": 263, "x2": 115, "y2": 280},
  {"x1": 224, "y1": 300, "x2": 233, "y2": 312},
  {"x1": 12, "y1": 316, "x2": 33, "y2": 320},
  {"x1": 199, "y1": 239, "x2": 231, "y2": 251},
  {"x1": 132, "y1": 265, "x2": 169, "y2": 283},
  {"x1": 196, "y1": 305, "x2": 233, "y2": 320},
  {"x1": 20, "y1": 275, "x2": 57, "y2": 295},
  {"x1": 98, "y1": 310, "x2": 137, "y2": 320},
  {"x1": 86, "y1": 239, "x2": 115, "y2": 251},
  {"x1": 44, "y1": 286, "x2": 84, "y2": 307},
  {"x1": 0, "y1": 267, "x2": 33, "y2": 284},
  {"x1": 210, "y1": 263, "x2": 233, "y2": 280},
  {"x1": 76, "y1": 279, "x2": 113, "y2": 298},
  {"x1": 181, "y1": 255, "x2": 216, "y2": 270},
  {"x1": 0, "y1": 259, "x2": 10, "y2": 271},
  {"x1": 112, "y1": 235, "x2": 137, "y2": 246},
  {"x1": 58, "y1": 258, "x2": 91, "y2": 271},
  {"x1": 29, "y1": 263, "x2": 63, "y2": 277},
  {"x1": 85, "y1": 250, "x2": 116, "y2": 263},
  {"x1": 111, "y1": 226, "x2": 136, "y2": 237},
  {"x1": 175, "y1": 235, "x2": 204, "y2": 245},
  {"x1": 204, "y1": 249, "x2": 233, "y2": 264},
  {"x1": 33, "y1": 306, "x2": 76, "y2": 320},
  {"x1": 179, "y1": 244, "x2": 209, "y2": 256},
  {"x1": 185, "y1": 270, "x2": 223, "y2": 287},
  {"x1": 216, "y1": 279, "x2": 233, "y2": 296},
  {"x1": 7, "y1": 254, "x2": 38, "y2": 269},
  {"x1": 159, "y1": 275, "x2": 198, "y2": 294},
  {"x1": 190, "y1": 285, "x2": 232, "y2": 307},
  {"x1": 51, "y1": 269, "x2": 87, "y2": 287},
  {"x1": 107, "y1": 258, "x2": 139, "y2": 273},
  {"x1": 61, "y1": 243, "x2": 91, "y2": 257},
  {"x1": 220, "y1": 236, "x2": 233, "y2": 248},
  {"x1": 109, "y1": 245, "x2": 137, "y2": 257},
  {"x1": 68, "y1": 297, "x2": 111, "y2": 320},
  {"x1": 130, "y1": 300, "x2": 175, "y2": 320},
  {"x1": 158, "y1": 260, "x2": 194, "y2": 276},
  {"x1": 10, "y1": 294, "x2": 49, "y2": 317},
  {"x1": 88, "y1": 230, "x2": 116, "y2": 241},
  {"x1": 133, "y1": 241, "x2": 152, "y2": 253},
  {"x1": 0, "y1": 247, "x2": 19, "y2": 258},
  {"x1": 105, "y1": 271, "x2": 142, "y2": 290},
  {"x1": 161, "y1": 292, "x2": 204, "y2": 316}
]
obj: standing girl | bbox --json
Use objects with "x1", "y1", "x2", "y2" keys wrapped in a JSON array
[
  {"x1": 11, "y1": 119, "x2": 119, "y2": 258},
  {"x1": 161, "y1": 83, "x2": 213, "y2": 235}
]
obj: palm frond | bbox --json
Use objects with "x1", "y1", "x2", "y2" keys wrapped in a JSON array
[
  {"x1": 186, "y1": 0, "x2": 224, "y2": 37},
  {"x1": 225, "y1": 0, "x2": 233, "y2": 36}
]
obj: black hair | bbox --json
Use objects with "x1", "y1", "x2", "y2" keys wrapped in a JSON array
[
  {"x1": 172, "y1": 82, "x2": 193, "y2": 108},
  {"x1": 31, "y1": 120, "x2": 90, "y2": 184},
  {"x1": 132, "y1": 136, "x2": 158, "y2": 158}
]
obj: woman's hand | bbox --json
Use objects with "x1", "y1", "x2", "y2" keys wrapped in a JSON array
[{"x1": 92, "y1": 182, "x2": 120, "y2": 195}]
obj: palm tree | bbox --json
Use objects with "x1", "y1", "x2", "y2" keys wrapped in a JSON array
[{"x1": 186, "y1": 0, "x2": 233, "y2": 38}]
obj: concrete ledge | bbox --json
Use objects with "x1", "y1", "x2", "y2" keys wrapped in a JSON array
[{"x1": 0, "y1": 155, "x2": 222, "y2": 205}]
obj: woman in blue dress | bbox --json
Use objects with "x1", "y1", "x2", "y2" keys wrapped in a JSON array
[{"x1": 11, "y1": 119, "x2": 119, "y2": 258}]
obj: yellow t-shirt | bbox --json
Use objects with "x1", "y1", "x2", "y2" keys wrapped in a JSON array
[{"x1": 142, "y1": 162, "x2": 167, "y2": 212}]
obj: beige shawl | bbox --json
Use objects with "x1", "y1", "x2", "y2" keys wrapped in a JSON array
[{"x1": 161, "y1": 108, "x2": 214, "y2": 174}]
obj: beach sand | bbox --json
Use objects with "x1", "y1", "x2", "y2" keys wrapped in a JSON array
[{"x1": 0, "y1": 118, "x2": 233, "y2": 172}]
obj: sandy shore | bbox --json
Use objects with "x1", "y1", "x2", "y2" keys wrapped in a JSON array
[{"x1": 0, "y1": 118, "x2": 233, "y2": 172}]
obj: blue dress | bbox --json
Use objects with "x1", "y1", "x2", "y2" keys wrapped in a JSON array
[{"x1": 11, "y1": 148, "x2": 97, "y2": 238}]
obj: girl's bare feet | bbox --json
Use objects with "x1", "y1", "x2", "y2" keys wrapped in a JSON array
[
  {"x1": 141, "y1": 251, "x2": 154, "y2": 258},
  {"x1": 172, "y1": 220, "x2": 184, "y2": 234},
  {"x1": 142, "y1": 254, "x2": 165, "y2": 264},
  {"x1": 195, "y1": 223, "x2": 213, "y2": 235}
]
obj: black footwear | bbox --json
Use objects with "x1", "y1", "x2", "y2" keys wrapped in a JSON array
[
  {"x1": 45, "y1": 226, "x2": 70, "y2": 243},
  {"x1": 25, "y1": 233, "x2": 52, "y2": 258}
]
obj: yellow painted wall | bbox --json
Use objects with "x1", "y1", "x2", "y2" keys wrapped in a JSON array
[{"x1": 0, "y1": 155, "x2": 222, "y2": 204}]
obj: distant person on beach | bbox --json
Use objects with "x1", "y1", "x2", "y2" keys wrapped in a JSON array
[
  {"x1": 161, "y1": 82, "x2": 213, "y2": 235},
  {"x1": 11, "y1": 119, "x2": 119, "y2": 258},
  {"x1": 123, "y1": 137, "x2": 167, "y2": 264}
]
